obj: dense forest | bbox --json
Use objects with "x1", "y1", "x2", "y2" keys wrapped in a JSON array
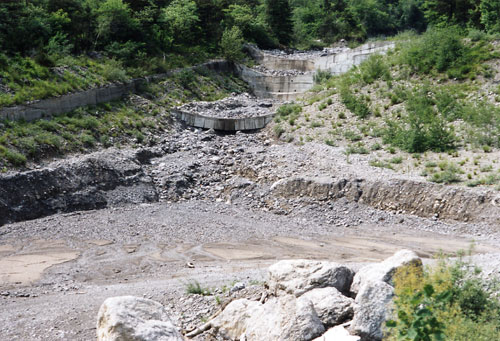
[{"x1": 1, "y1": 0, "x2": 500, "y2": 63}]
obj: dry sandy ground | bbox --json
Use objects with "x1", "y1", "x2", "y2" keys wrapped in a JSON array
[{"x1": 1, "y1": 198, "x2": 499, "y2": 340}]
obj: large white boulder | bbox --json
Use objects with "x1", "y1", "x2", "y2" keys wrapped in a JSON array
[
  {"x1": 211, "y1": 299, "x2": 263, "y2": 339},
  {"x1": 350, "y1": 280, "x2": 394, "y2": 341},
  {"x1": 298, "y1": 287, "x2": 354, "y2": 327},
  {"x1": 97, "y1": 296, "x2": 183, "y2": 341},
  {"x1": 214, "y1": 295, "x2": 325, "y2": 341},
  {"x1": 312, "y1": 325, "x2": 361, "y2": 341},
  {"x1": 268, "y1": 259, "x2": 354, "y2": 297},
  {"x1": 350, "y1": 249, "x2": 421, "y2": 294}
]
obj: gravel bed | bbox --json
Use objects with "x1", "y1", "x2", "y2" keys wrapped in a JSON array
[{"x1": 174, "y1": 93, "x2": 274, "y2": 119}]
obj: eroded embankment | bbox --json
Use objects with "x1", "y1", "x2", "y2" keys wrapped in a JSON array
[
  {"x1": 1, "y1": 138, "x2": 499, "y2": 227},
  {"x1": 271, "y1": 176, "x2": 500, "y2": 225},
  {"x1": 0, "y1": 149, "x2": 157, "y2": 226}
]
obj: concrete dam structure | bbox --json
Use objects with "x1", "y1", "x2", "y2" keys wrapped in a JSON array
[
  {"x1": 0, "y1": 42, "x2": 394, "y2": 131},
  {"x1": 239, "y1": 41, "x2": 395, "y2": 100}
]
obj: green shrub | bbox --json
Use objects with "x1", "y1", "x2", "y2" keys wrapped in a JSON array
[
  {"x1": 399, "y1": 27, "x2": 489, "y2": 79},
  {"x1": 221, "y1": 26, "x2": 245, "y2": 63},
  {"x1": 387, "y1": 258, "x2": 500, "y2": 341},
  {"x1": 390, "y1": 156, "x2": 403, "y2": 164},
  {"x1": 359, "y1": 54, "x2": 391, "y2": 84},
  {"x1": 383, "y1": 87, "x2": 455, "y2": 153},
  {"x1": 340, "y1": 84, "x2": 370, "y2": 119},
  {"x1": 346, "y1": 142, "x2": 369, "y2": 155},
  {"x1": 369, "y1": 159, "x2": 394, "y2": 170},
  {"x1": 80, "y1": 133, "x2": 96, "y2": 147},
  {"x1": 101, "y1": 59, "x2": 129, "y2": 82},
  {"x1": 313, "y1": 70, "x2": 332, "y2": 84},
  {"x1": 185, "y1": 281, "x2": 212, "y2": 296},
  {"x1": 277, "y1": 103, "x2": 302, "y2": 117},
  {"x1": 429, "y1": 162, "x2": 462, "y2": 184},
  {"x1": 1, "y1": 147, "x2": 27, "y2": 167},
  {"x1": 274, "y1": 124, "x2": 285, "y2": 137}
]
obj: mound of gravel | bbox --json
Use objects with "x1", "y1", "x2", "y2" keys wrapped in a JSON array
[{"x1": 174, "y1": 93, "x2": 273, "y2": 119}]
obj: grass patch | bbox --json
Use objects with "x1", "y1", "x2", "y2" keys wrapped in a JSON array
[{"x1": 185, "y1": 281, "x2": 212, "y2": 296}]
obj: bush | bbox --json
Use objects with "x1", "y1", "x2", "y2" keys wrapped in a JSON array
[
  {"x1": 340, "y1": 84, "x2": 370, "y2": 119},
  {"x1": 387, "y1": 258, "x2": 500, "y2": 340},
  {"x1": 273, "y1": 124, "x2": 285, "y2": 137},
  {"x1": 359, "y1": 54, "x2": 391, "y2": 84},
  {"x1": 313, "y1": 70, "x2": 332, "y2": 84},
  {"x1": 221, "y1": 26, "x2": 245, "y2": 63},
  {"x1": 101, "y1": 59, "x2": 129, "y2": 82},
  {"x1": 383, "y1": 87, "x2": 455, "y2": 153},
  {"x1": 429, "y1": 163, "x2": 462, "y2": 184},
  {"x1": 185, "y1": 281, "x2": 212, "y2": 295},
  {"x1": 0, "y1": 147, "x2": 27, "y2": 167},
  {"x1": 400, "y1": 27, "x2": 483, "y2": 79}
]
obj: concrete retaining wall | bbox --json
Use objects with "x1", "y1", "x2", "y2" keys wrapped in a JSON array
[
  {"x1": 172, "y1": 109, "x2": 274, "y2": 131},
  {"x1": 236, "y1": 65, "x2": 314, "y2": 101},
  {"x1": 240, "y1": 41, "x2": 395, "y2": 100},
  {"x1": 245, "y1": 45, "x2": 315, "y2": 72},
  {"x1": 315, "y1": 41, "x2": 395, "y2": 74},
  {"x1": 0, "y1": 60, "x2": 232, "y2": 122}
]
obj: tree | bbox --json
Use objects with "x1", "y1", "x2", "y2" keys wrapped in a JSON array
[
  {"x1": 421, "y1": 0, "x2": 480, "y2": 28},
  {"x1": 220, "y1": 26, "x2": 245, "y2": 62},
  {"x1": 265, "y1": 0, "x2": 293, "y2": 45},
  {"x1": 162, "y1": 0, "x2": 200, "y2": 47},
  {"x1": 480, "y1": 0, "x2": 500, "y2": 33},
  {"x1": 94, "y1": 0, "x2": 138, "y2": 49}
]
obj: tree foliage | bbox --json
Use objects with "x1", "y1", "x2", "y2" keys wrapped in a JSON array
[{"x1": 0, "y1": 0, "x2": 498, "y2": 63}]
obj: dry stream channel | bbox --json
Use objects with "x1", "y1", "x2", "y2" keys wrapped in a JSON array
[{"x1": 1, "y1": 46, "x2": 500, "y2": 340}]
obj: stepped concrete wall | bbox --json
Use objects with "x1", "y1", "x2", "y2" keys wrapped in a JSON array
[
  {"x1": 236, "y1": 65, "x2": 314, "y2": 101},
  {"x1": 172, "y1": 109, "x2": 274, "y2": 131},
  {"x1": 315, "y1": 41, "x2": 395, "y2": 74},
  {"x1": 240, "y1": 41, "x2": 395, "y2": 100},
  {"x1": 245, "y1": 45, "x2": 315, "y2": 72}
]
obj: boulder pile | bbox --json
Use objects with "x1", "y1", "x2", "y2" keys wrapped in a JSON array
[{"x1": 96, "y1": 250, "x2": 422, "y2": 341}]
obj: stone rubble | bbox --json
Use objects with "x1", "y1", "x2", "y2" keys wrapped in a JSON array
[
  {"x1": 251, "y1": 64, "x2": 309, "y2": 76},
  {"x1": 261, "y1": 47, "x2": 350, "y2": 60},
  {"x1": 174, "y1": 93, "x2": 274, "y2": 119}
]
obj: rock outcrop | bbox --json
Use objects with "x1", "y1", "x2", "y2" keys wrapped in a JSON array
[
  {"x1": 298, "y1": 287, "x2": 354, "y2": 327},
  {"x1": 0, "y1": 149, "x2": 158, "y2": 226},
  {"x1": 97, "y1": 296, "x2": 183, "y2": 341}
]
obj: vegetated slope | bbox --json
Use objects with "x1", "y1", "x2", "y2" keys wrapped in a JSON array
[
  {"x1": 0, "y1": 68, "x2": 248, "y2": 170},
  {"x1": 3, "y1": 0, "x2": 498, "y2": 107},
  {"x1": 272, "y1": 28, "x2": 500, "y2": 189}
]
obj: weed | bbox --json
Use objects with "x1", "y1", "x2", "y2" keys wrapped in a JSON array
[
  {"x1": 370, "y1": 158, "x2": 394, "y2": 170},
  {"x1": 387, "y1": 257, "x2": 500, "y2": 340},
  {"x1": 346, "y1": 142, "x2": 369, "y2": 155},
  {"x1": 390, "y1": 156, "x2": 403, "y2": 164},
  {"x1": 429, "y1": 162, "x2": 462, "y2": 184},
  {"x1": 274, "y1": 124, "x2": 285, "y2": 138},
  {"x1": 185, "y1": 281, "x2": 212, "y2": 296}
]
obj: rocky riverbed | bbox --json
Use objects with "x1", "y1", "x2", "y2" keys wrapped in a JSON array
[
  {"x1": 0, "y1": 60, "x2": 500, "y2": 339},
  {"x1": 1, "y1": 113, "x2": 500, "y2": 340}
]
